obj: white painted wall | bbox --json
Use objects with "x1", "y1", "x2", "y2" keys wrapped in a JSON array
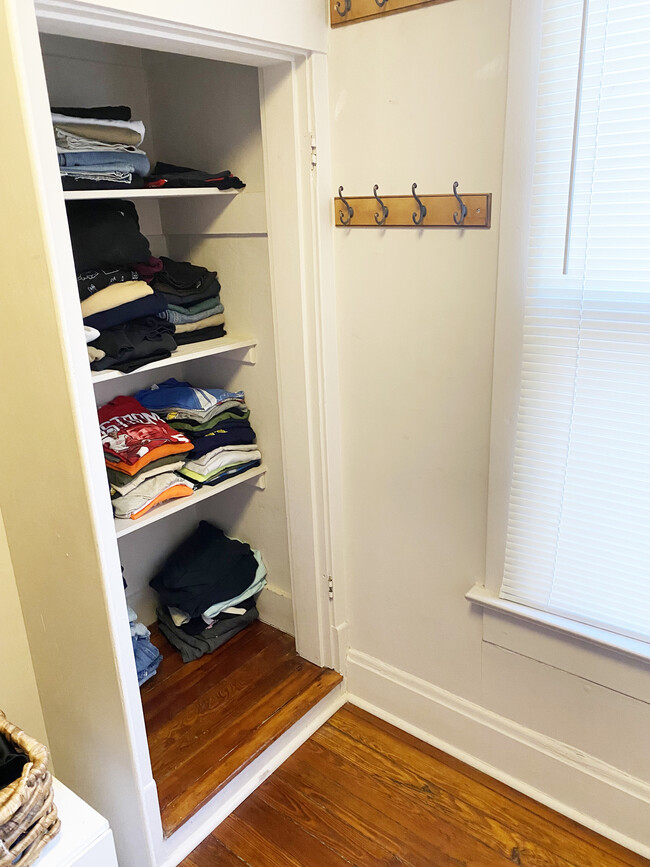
[
  {"x1": 330, "y1": 0, "x2": 650, "y2": 854},
  {"x1": 0, "y1": 509, "x2": 49, "y2": 748},
  {"x1": 330, "y1": 0, "x2": 509, "y2": 700}
]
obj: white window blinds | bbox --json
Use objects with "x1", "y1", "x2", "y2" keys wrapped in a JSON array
[{"x1": 500, "y1": 0, "x2": 650, "y2": 642}]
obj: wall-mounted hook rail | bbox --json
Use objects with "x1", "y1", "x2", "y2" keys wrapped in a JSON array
[
  {"x1": 373, "y1": 184, "x2": 389, "y2": 225},
  {"x1": 331, "y1": 0, "x2": 456, "y2": 27},
  {"x1": 411, "y1": 182, "x2": 427, "y2": 226},
  {"x1": 338, "y1": 186, "x2": 354, "y2": 225},
  {"x1": 334, "y1": 185, "x2": 491, "y2": 228},
  {"x1": 452, "y1": 180, "x2": 468, "y2": 226}
]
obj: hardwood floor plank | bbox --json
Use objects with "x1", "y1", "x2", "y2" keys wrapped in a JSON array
[
  {"x1": 322, "y1": 709, "x2": 633, "y2": 867},
  {"x1": 277, "y1": 737, "x2": 508, "y2": 867},
  {"x1": 252, "y1": 772, "x2": 406, "y2": 866},
  {"x1": 184, "y1": 705, "x2": 646, "y2": 867},
  {"x1": 142, "y1": 621, "x2": 276, "y2": 727},
  {"x1": 314, "y1": 720, "x2": 581, "y2": 867},
  {"x1": 160, "y1": 668, "x2": 342, "y2": 834},
  {"x1": 219, "y1": 796, "x2": 351, "y2": 866},
  {"x1": 216, "y1": 815, "x2": 304, "y2": 867},
  {"x1": 344, "y1": 703, "x2": 648, "y2": 867},
  {"x1": 181, "y1": 833, "x2": 250, "y2": 866},
  {"x1": 147, "y1": 636, "x2": 299, "y2": 774}
]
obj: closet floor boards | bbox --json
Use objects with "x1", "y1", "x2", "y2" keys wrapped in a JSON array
[
  {"x1": 141, "y1": 621, "x2": 342, "y2": 836},
  {"x1": 181, "y1": 704, "x2": 648, "y2": 867}
]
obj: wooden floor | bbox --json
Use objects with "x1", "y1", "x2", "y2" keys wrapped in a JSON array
[
  {"x1": 141, "y1": 620, "x2": 342, "y2": 836},
  {"x1": 181, "y1": 703, "x2": 649, "y2": 867}
]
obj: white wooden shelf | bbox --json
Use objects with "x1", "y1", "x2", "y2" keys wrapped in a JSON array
[
  {"x1": 91, "y1": 335, "x2": 257, "y2": 384},
  {"x1": 63, "y1": 187, "x2": 243, "y2": 201},
  {"x1": 114, "y1": 464, "x2": 267, "y2": 539}
]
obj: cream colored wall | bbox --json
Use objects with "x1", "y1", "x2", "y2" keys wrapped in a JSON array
[
  {"x1": 0, "y1": 510, "x2": 48, "y2": 747},
  {"x1": 330, "y1": 0, "x2": 509, "y2": 699},
  {"x1": 329, "y1": 0, "x2": 650, "y2": 820}
]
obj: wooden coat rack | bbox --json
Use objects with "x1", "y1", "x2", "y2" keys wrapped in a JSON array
[
  {"x1": 331, "y1": 0, "x2": 456, "y2": 27},
  {"x1": 334, "y1": 183, "x2": 491, "y2": 229}
]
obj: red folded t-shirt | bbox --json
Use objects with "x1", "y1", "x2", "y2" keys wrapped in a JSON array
[{"x1": 98, "y1": 395, "x2": 193, "y2": 471}]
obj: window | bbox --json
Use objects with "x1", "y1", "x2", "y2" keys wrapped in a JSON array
[{"x1": 496, "y1": 0, "x2": 650, "y2": 643}]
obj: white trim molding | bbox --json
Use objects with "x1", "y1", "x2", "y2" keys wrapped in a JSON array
[
  {"x1": 466, "y1": 584, "x2": 650, "y2": 664},
  {"x1": 347, "y1": 648, "x2": 650, "y2": 859}
]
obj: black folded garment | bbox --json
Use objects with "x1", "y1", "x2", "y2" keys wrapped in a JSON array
[
  {"x1": 62, "y1": 174, "x2": 145, "y2": 192},
  {"x1": 152, "y1": 256, "x2": 221, "y2": 306},
  {"x1": 174, "y1": 325, "x2": 226, "y2": 346},
  {"x1": 77, "y1": 266, "x2": 140, "y2": 302},
  {"x1": 181, "y1": 593, "x2": 258, "y2": 636},
  {"x1": 90, "y1": 316, "x2": 176, "y2": 373},
  {"x1": 66, "y1": 199, "x2": 151, "y2": 272},
  {"x1": 83, "y1": 293, "x2": 167, "y2": 332},
  {"x1": 150, "y1": 521, "x2": 258, "y2": 619},
  {"x1": 52, "y1": 105, "x2": 132, "y2": 121},
  {"x1": 146, "y1": 162, "x2": 245, "y2": 191},
  {"x1": 0, "y1": 734, "x2": 28, "y2": 790},
  {"x1": 157, "y1": 604, "x2": 258, "y2": 663},
  {"x1": 189, "y1": 419, "x2": 256, "y2": 458}
]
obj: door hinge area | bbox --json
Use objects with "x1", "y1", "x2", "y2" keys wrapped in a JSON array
[
  {"x1": 327, "y1": 575, "x2": 334, "y2": 601},
  {"x1": 310, "y1": 133, "x2": 317, "y2": 170}
]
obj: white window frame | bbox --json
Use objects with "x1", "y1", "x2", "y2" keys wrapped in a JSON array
[{"x1": 467, "y1": 0, "x2": 650, "y2": 666}]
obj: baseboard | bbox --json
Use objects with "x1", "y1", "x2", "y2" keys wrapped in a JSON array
[
  {"x1": 347, "y1": 649, "x2": 650, "y2": 860},
  {"x1": 257, "y1": 584, "x2": 294, "y2": 636}
]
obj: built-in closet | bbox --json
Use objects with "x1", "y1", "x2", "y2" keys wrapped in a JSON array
[{"x1": 1, "y1": 3, "x2": 344, "y2": 866}]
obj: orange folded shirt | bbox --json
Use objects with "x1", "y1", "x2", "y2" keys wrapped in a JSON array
[
  {"x1": 105, "y1": 441, "x2": 193, "y2": 477},
  {"x1": 129, "y1": 484, "x2": 194, "y2": 520}
]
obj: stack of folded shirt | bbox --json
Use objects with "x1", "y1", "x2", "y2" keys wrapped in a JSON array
[
  {"x1": 150, "y1": 521, "x2": 266, "y2": 662},
  {"x1": 128, "y1": 606, "x2": 163, "y2": 686},
  {"x1": 135, "y1": 378, "x2": 261, "y2": 486},
  {"x1": 152, "y1": 257, "x2": 226, "y2": 345},
  {"x1": 67, "y1": 199, "x2": 178, "y2": 372},
  {"x1": 52, "y1": 105, "x2": 150, "y2": 191},
  {"x1": 99, "y1": 395, "x2": 195, "y2": 520}
]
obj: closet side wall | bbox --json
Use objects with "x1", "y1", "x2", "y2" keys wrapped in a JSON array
[{"x1": 0, "y1": 510, "x2": 49, "y2": 749}]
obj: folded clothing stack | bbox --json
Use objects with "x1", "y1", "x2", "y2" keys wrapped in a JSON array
[
  {"x1": 99, "y1": 395, "x2": 195, "y2": 520},
  {"x1": 150, "y1": 521, "x2": 266, "y2": 662},
  {"x1": 152, "y1": 257, "x2": 226, "y2": 345},
  {"x1": 52, "y1": 105, "x2": 150, "y2": 191},
  {"x1": 135, "y1": 378, "x2": 261, "y2": 486},
  {"x1": 67, "y1": 198, "x2": 177, "y2": 372},
  {"x1": 129, "y1": 606, "x2": 163, "y2": 686}
]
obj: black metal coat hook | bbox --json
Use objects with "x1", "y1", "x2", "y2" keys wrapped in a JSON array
[
  {"x1": 375, "y1": 0, "x2": 389, "y2": 7},
  {"x1": 373, "y1": 184, "x2": 389, "y2": 226},
  {"x1": 335, "y1": 0, "x2": 351, "y2": 17},
  {"x1": 453, "y1": 181, "x2": 468, "y2": 226},
  {"x1": 411, "y1": 183, "x2": 427, "y2": 226},
  {"x1": 338, "y1": 186, "x2": 354, "y2": 226}
]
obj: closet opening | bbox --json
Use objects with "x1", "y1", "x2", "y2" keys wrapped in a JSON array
[{"x1": 36, "y1": 27, "x2": 342, "y2": 842}]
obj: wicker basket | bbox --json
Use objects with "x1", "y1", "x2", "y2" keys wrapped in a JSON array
[{"x1": 0, "y1": 712, "x2": 60, "y2": 867}]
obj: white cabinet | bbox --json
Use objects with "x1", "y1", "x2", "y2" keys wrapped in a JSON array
[
  {"x1": 0, "y1": 2, "x2": 345, "y2": 865},
  {"x1": 39, "y1": 781, "x2": 118, "y2": 867}
]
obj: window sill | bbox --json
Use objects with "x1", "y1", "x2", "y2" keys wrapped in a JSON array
[{"x1": 466, "y1": 584, "x2": 650, "y2": 664}]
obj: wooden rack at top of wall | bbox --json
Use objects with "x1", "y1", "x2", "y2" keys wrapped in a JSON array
[{"x1": 331, "y1": 0, "x2": 457, "y2": 27}]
